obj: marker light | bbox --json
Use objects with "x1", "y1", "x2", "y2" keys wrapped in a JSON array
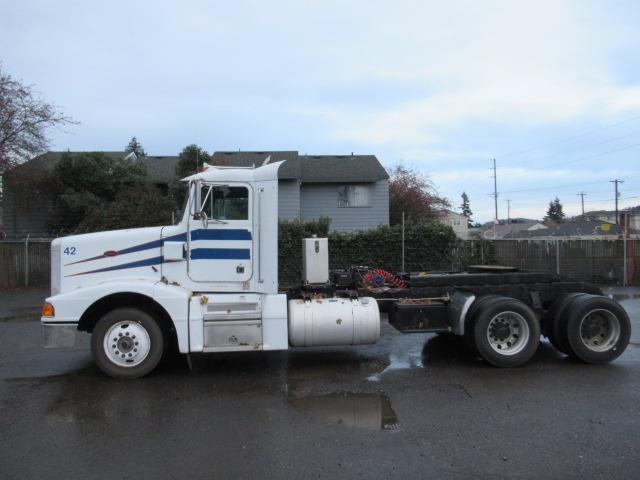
[{"x1": 42, "y1": 303, "x2": 55, "y2": 317}]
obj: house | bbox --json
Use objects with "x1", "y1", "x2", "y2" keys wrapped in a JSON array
[
  {"x1": 1, "y1": 149, "x2": 389, "y2": 238},
  {"x1": 210, "y1": 151, "x2": 389, "y2": 232},
  {"x1": 502, "y1": 219, "x2": 638, "y2": 239},
  {"x1": 480, "y1": 220, "x2": 546, "y2": 239},
  {"x1": 440, "y1": 210, "x2": 469, "y2": 239},
  {"x1": 1, "y1": 151, "x2": 179, "y2": 239},
  {"x1": 583, "y1": 207, "x2": 640, "y2": 231}
]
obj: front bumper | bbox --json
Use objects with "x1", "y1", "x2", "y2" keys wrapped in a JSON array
[{"x1": 42, "y1": 322, "x2": 79, "y2": 348}]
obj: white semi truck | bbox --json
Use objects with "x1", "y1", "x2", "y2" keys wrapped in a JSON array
[{"x1": 41, "y1": 161, "x2": 631, "y2": 378}]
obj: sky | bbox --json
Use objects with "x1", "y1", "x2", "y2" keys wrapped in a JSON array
[{"x1": 1, "y1": 0, "x2": 640, "y2": 223}]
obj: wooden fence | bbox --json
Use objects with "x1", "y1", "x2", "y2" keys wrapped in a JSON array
[
  {"x1": 492, "y1": 239, "x2": 639, "y2": 286},
  {"x1": 0, "y1": 238, "x2": 637, "y2": 289},
  {"x1": 0, "y1": 240, "x2": 51, "y2": 289}
]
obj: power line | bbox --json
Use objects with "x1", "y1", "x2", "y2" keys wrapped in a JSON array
[
  {"x1": 501, "y1": 141, "x2": 640, "y2": 177},
  {"x1": 497, "y1": 114, "x2": 640, "y2": 159},
  {"x1": 499, "y1": 173, "x2": 640, "y2": 195},
  {"x1": 446, "y1": 141, "x2": 640, "y2": 194},
  {"x1": 506, "y1": 129, "x2": 640, "y2": 169}
]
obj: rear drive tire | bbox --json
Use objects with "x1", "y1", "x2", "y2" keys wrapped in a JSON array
[
  {"x1": 473, "y1": 298, "x2": 541, "y2": 367},
  {"x1": 565, "y1": 296, "x2": 631, "y2": 364},
  {"x1": 464, "y1": 295, "x2": 502, "y2": 355},
  {"x1": 545, "y1": 293, "x2": 591, "y2": 355},
  {"x1": 91, "y1": 307, "x2": 164, "y2": 379}
]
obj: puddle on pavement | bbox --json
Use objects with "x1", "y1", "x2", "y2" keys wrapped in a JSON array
[
  {"x1": 289, "y1": 392, "x2": 398, "y2": 430},
  {"x1": 367, "y1": 343, "x2": 424, "y2": 382}
]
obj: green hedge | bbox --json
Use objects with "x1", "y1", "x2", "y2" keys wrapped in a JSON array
[{"x1": 278, "y1": 219, "x2": 494, "y2": 286}]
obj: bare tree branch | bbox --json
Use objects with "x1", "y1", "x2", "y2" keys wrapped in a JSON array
[
  {"x1": 0, "y1": 64, "x2": 77, "y2": 174},
  {"x1": 388, "y1": 164, "x2": 450, "y2": 225}
]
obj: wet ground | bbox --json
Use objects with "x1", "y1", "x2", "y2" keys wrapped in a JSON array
[{"x1": 1, "y1": 289, "x2": 639, "y2": 479}]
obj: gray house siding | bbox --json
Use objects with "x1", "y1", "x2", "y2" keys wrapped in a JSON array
[
  {"x1": 278, "y1": 179, "x2": 300, "y2": 221},
  {"x1": 300, "y1": 180, "x2": 389, "y2": 232}
]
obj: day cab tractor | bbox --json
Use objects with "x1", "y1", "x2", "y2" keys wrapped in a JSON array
[{"x1": 41, "y1": 160, "x2": 631, "y2": 378}]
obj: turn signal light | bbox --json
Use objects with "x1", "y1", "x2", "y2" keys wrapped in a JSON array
[{"x1": 42, "y1": 303, "x2": 55, "y2": 317}]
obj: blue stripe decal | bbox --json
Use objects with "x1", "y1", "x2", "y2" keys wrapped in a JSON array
[
  {"x1": 67, "y1": 256, "x2": 169, "y2": 276},
  {"x1": 64, "y1": 228, "x2": 251, "y2": 266},
  {"x1": 190, "y1": 229, "x2": 252, "y2": 241},
  {"x1": 65, "y1": 232, "x2": 188, "y2": 266},
  {"x1": 190, "y1": 248, "x2": 251, "y2": 260}
]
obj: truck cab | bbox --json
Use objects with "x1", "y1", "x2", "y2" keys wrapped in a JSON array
[{"x1": 42, "y1": 161, "x2": 294, "y2": 377}]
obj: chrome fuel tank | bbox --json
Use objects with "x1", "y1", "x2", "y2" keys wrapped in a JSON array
[{"x1": 288, "y1": 297, "x2": 380, "y2": 347}]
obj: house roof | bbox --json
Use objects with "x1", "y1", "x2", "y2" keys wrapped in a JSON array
[
  {"x1": 481, "y1": 221, "x2": 543, "y2": 239},
  {"x1": 138, "y1": 155, "x2": 179, "y2": 183},
  {"x1": 584, "y1": 207, "x2": 640, "y2": 216},
  {"x1": 7, "y1": 151, "x2": 180, "y2": 185},
  {"x1": 8, "y1": 151, "x2": 127, "y2": 173},
  {"x1": 11, "y1": 150, "x2": 388, "y2": 185},
  {"x1": 442, "y1": 209, "x2": 467, "y2": 219},
  {"x1": 211, "y1": 151, "x2": 388, "y2": 183},
  {"x1": 503, "y1": 219, "x2": 635, "y2": 238},
  {"x1": 299, "y1": 154, "x2": 388, "y2": 183}
]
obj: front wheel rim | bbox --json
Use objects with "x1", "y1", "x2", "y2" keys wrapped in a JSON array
[
  {"x1": 486, "y1": 311, "x2": 530, "y2": 356},
  {"x1": 579, "y1": 309, "x2": 621, "y2": 352},
  {"x1": 103, "y1": 321, "x2": 151, "y2": 367}
]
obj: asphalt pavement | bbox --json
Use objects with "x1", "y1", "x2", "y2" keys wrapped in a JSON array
[{"x1": 0, "y1": 288, "x2": 639, "y2": 479}]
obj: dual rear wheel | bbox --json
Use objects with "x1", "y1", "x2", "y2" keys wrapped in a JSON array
[
  {"x1": 465, "y1": 294, "x2": 630, "y2": 367},
  {"x1": 544, "y1": 294, "x2": 630, "y2": 364}
]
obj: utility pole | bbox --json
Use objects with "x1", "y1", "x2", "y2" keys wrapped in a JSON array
[
  {"x1": 506, "y1": 199, "x2": 511, "y2": 224},
  {"x1": 610, "y1": 179, "x2": 624, "y2": 224},
  {"x1": 577, "y1": 192, "x2": 586, "y2": 218},
  {"x1": 491, "y1": 158, "x2": 498, "y2": 223}
]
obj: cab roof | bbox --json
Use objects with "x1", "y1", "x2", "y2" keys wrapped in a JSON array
[{"x1": 182, "y1": 159, "x2": 283, "y2": 183}]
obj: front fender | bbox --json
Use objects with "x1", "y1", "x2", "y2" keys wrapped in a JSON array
[{"x1": 43, "y1": 280, "x2": 193, "y2": 353}]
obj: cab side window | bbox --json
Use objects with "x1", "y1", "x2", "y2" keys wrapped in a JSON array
[{"x1": 200, "y1": 186, "x2": 249, "y2": 220}]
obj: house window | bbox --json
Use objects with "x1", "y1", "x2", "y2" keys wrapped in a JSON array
[{"x1": 338, "y1": 185, "x2": 370, "y2": 207}]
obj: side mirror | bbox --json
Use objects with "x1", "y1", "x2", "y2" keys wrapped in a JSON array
[{"x1": 201, "y1": 210, "x2": 209, "y2": 229}]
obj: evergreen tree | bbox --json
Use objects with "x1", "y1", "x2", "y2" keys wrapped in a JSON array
[
  {"x1": 545, "y1": 197, "x2": 565, "y2": 223},
  {"x1": 125, "y1": 136, "x2": 145, "y2": 157},
  {"x1": 169, "y1": 144, "x2": 212, "y2": 208},
  {"x1": 175, "y1": 144, "x2": 210, "y2": 177},
  {"x1": 460, "y1": 191, "x2": 473, "y2": 227}
]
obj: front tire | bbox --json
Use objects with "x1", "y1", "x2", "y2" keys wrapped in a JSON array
[
  {"x1": 91, "y1": 308, "x2": 164, "y2": 378},
  {"x1": 472, "y1": 298, "x2": 541, "y2": 367}
]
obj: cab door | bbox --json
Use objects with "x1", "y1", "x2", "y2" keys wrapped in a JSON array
[{"x1": 188, "y1": 182, "x2": 253, "y2": 283}]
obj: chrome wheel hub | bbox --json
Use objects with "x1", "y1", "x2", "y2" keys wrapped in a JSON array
[
  {"x1": 579, "y1": 309, "x2": 620, "y2": 352},
  {"x1": 486, "y1": 311, "x2": 530, "y2": 356},
  {"x1": 103, "y1": 321, "x2": 151, "y2": 367}
]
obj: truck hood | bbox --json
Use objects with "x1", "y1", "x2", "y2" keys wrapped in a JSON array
[{"x1": 51, "y1": 226, "x2": 173, "y2": 295}]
